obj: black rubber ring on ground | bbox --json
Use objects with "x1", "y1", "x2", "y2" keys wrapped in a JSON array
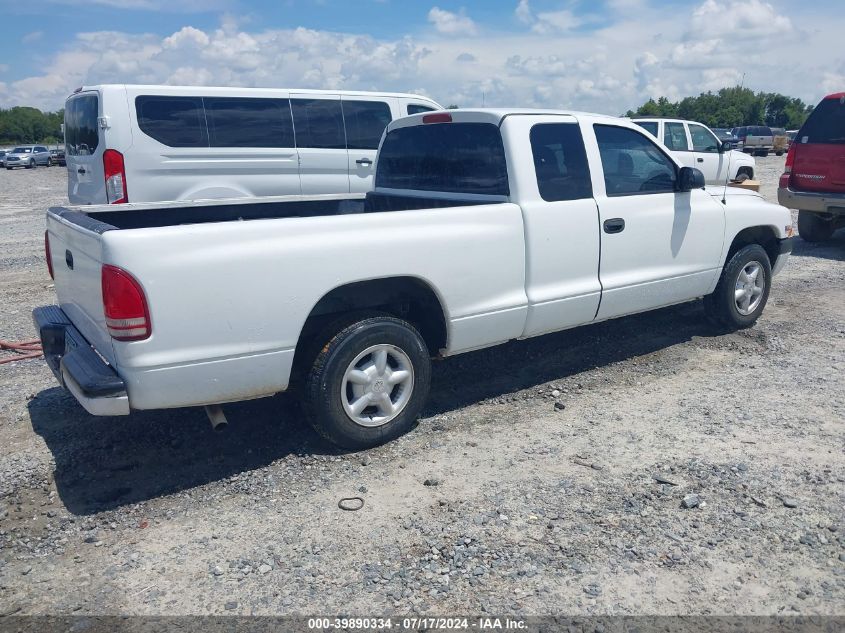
[{"x1": 338, "y1": 497, "x2": 365, "y2": 511}]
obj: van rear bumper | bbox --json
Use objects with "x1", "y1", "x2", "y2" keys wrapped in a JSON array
[
  {"x1": 778, "y1": 187, "x2": 845, "y2": 215},
  {"x1": 32, "y1": 306, "x2": 130, "y2": 416}
]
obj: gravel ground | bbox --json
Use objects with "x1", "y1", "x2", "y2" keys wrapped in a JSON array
[{"x1": 0, "y1": 156, "x2": 843, "y2": 617}]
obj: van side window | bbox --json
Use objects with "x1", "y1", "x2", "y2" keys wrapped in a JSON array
[
  {"x1": 529, "y1": 123, "x2": 592, "y2": 202},
  {"x1": 594, "y1": 124, "x2": 677, "y2": 197},
  {"x1": 342, "y1": 101, "x2": 392, "y2": 150},
  {"x1": 407, "y1": 104, "x2": 436, "y2": 115},
  {"x1": 205, "y1": 98, "x2": 295, "y2": 148},
  {"x1": 136, "y1": 96, "x2": 208, "y2": 147},
  {"x1": 290, "y1": 99, "x2": 346, "y2": 149},
  {"x1": 65, "y1": 94, "x2": 100, "y2": 156}
]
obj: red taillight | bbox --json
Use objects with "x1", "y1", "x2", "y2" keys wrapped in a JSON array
[
  {"x1": 422, "y1": 112, "x2": 452, "y2": 124},
  {"x1": 103, "y1": 149, "x2": 128, "y2": 204},
  {"x1": 45, "y1": 231, "x2": 54, "y2": 280},
  {"x1": 779, "y1": 144, "x2": 796, "y2": 189},
  {"x1": 101, "y1": 265, "x2": 150, "y2": 341}
]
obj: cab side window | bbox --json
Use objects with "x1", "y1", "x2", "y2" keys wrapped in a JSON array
[
  {"x1": 594, "y1": 124, "x2": 677, "y2": 197},
  {"x1": 342, "y1": 100, "x2": 392, "y2": 150},
  {"x1": 663, "y1": 122, "x2": 689, "y2": 151},
  {"x1": 689, "y1": 124, "x2": 720, "y2": 153},
  {"x1": 529, "y1": 123, "x2": 592, "y2": 202}
]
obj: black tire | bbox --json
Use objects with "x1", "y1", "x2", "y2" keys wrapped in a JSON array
[
  {"x1": 775, "y1": 151, "x2": 784, "y2": 157},
  {"x1": 704, "y1": 244, "x2": 772, "y2": 329},
  {"x1": 26, "y1": 160, "x2": 34, "y2": 169},
  {"x1": 734, "y1": 172, "x2": 750, "y2": 183},
  {"x1": 797, "y1": 210, "x2": 835, "y2": 243},
  {"x1": 304, "y1": 315, "x2": 431, "y2": 450}
]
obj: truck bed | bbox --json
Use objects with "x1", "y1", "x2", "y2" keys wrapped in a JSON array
[{"x1": 52, "y1": 191, "x2": 493, "y2": 231}]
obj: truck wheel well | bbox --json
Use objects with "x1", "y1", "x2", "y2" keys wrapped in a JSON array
[
  {"x1": 727, "y1": 226, "x2": 779, "y2": 268},
  {"x1": 292, "y1": 277, "x2": 448, "y2": 381},
  {"x1": 736, "y1": 166, "x2": 754, "y2": 179}
]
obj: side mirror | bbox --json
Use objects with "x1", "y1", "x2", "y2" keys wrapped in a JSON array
[
  {"x1": 720, "y1": 141, "x2": 733, "y2": 153},
  {"x1": 678, "y1": 167, "x2": 705, "y2": 192}
]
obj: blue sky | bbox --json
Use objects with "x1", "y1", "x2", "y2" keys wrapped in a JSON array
[{"x1": 1, "y1": 0, "x2": 843, "y2": 113}]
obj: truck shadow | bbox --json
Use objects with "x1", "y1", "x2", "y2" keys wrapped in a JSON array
[
  {"x1": 30, "y1": 299, "x2": 720, "y2": 516},
  {"x1": 790, "y1": 231, "x2": 845, "y2": 261}
]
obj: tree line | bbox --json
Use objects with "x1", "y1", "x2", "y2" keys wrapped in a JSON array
[
  {"x1": 624, "y1": 87, "x2": 814, "y2": 130},
  {"x1": 0, "y1": 107, "x2": 64, "y2": 145}
]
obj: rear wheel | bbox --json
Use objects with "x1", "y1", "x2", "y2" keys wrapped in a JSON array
[
  {"x1": 704, "y1": 244, "x2": 772, "y2": 329},
  {"x1": 304, "y1": 315, "x2": 431, "y2": 450},
  {"x1": 797, "y1": 210, "x2": 835, "y2": 242}
]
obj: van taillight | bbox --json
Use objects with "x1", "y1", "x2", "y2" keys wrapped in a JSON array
[
  {"x1": 45, "y1": 231, "x2": 54, "y2": 280},
  {"x1": 101, "y1": 265, "x2": 150, "y2": 341},
  {"x1": 103, "y1": 149, "x2": 128, "y2": 204},
  {"x1": 779, "y1": 145, "x2": 796, "y2": 189}
]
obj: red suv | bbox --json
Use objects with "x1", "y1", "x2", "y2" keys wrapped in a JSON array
[{"x1": 778, "y1": 93, "x2": 845, "y2": 242}]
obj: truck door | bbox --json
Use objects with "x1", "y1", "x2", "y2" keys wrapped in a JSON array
[
  {"x1": 688, "y1": 123, "x2": 724, "y2": 184},
  {"x1": 502, "y1": 115, "x2": 602, "y2": 337},
  {"x1": 587, "y1": 123, "x2": 725, "y2": 320}
]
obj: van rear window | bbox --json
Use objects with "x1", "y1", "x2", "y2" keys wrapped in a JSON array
[
  {"x1": 136, "y1": 96, "x2": 208, "y2": 147},
  {"x1": 376, "y1": 122, "x2": 509, "y2": 196},
  {"x1": 65, "y1": 94, "x2": 100, "y2": 156},
  {"x1": 800, "y1": 98, "x2": 845, "y2": 144}
]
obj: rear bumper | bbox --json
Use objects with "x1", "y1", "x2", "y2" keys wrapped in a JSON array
[
  {"x1": 32, "y1": 306, "x2": 130, "y2": 416},
  {"x1": 778, "y1": 187, "x2": 845, "y2": 215}
]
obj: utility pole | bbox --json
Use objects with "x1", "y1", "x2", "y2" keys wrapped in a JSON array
[{"x1": 739, "y1": 73, "x2": 746, "y2": 90}]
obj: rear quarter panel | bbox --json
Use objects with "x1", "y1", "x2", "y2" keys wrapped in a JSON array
[{"x1": 102, "y1": 204, "x2": 528, "y2": 409}]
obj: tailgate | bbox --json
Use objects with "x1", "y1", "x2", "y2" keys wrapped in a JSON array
[
  {"x1": 46, "y1": 211, "x2": 116, "y2": 365},
  {"x1": 792, "y1": 143, "x2": 845, "y2": 193}
]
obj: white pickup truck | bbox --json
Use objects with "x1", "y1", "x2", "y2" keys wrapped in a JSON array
[{"x1": 35, "y1": 109, "x2": 794, "y2": 449}]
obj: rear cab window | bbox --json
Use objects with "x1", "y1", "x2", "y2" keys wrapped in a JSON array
[
  {"x1": 800, "y1": 97, "x2": 845, "y2": 144},
  {"x1": 529, "y1": 123, "x2": 592, "y2": 202},
  {"x1": 663, "y1": 122, "x2": 689, "y2": 151},
  {"x1": 407, "y1": 104, "x2": 436, "y2": 116},
  {"x1": 65, "y1": 94, "x2": 100, "y2": 156},
  {"x1": 634, "y1": 121, "x2": 658, "y2": 138},
  {"x1": 376, "y1": 122, "x2": 509, "y2": 196}
]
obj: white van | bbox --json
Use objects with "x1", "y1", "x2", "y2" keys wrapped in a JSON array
[{"x1": 64, "y1": 85, "x2": 442, "y2": 204}]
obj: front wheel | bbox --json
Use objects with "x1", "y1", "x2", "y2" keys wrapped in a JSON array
[
  {"x1": 797, "y1": 210, "x2": 835, "y2": 242},
  {"x1": 26, "y1": 160, "x2": 34, "y2": 169},
  {"x1": 704, "y1": 244, "x2": 772, "y2": 329},
  {"x1": 304, "y1": 316, "x2": 431, "y2": 450}
]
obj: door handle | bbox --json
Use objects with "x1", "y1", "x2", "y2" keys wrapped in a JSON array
[
  {"x1": 603, "y1": 218, "x2": 625, "y2": 234},
  {"x1": 355, "y1": 158, "x2": 373, "y2": 166},
  {"x1": 697, "y1": 157, "x2": 704, "y2": 163},
  {"x1": 77, "y1": 167, "x2": 86, "y2": 174}
]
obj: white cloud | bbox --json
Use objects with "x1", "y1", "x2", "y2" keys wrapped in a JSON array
[
  {"x1": 515, "y1": 0, "x2": 533, "y2": 25},
  {"x1": 427, "y1": 7, "x2": 478, "y2": 36},
  {"x1": 0, "y1": 0, "x2": 839, "y2": 117},
  {"x1": 22, "y1": 31, "x2": 44, "y2": 44},
  {"x1": 689, "y1": 0, "x2": 792, "y2": 40}
]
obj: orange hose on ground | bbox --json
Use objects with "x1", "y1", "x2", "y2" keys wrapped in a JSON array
[{"x1": 0, "y1": 340, "x2": 44, "y2": 365}]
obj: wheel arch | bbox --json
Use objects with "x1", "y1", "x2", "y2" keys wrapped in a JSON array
[
  {"x1": 291, "y1": 275, "x2": 449, "y2": 381},
  {"x1": 725, "y1": 225, "x2": 781, "y2": 269}
]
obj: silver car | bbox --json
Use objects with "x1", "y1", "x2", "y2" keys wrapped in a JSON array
[{"x1": 4, "y1": 145, "x2": 51, "y2": 169}]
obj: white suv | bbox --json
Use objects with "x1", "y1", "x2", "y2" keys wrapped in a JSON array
[
  {"x1": 632, "y1": 117, "x2": 755, "y2": 185},
  {"x1": 64, "y1": 85, "x2": 442, "y2": 204}
]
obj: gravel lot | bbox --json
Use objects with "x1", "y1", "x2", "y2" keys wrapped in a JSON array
[{"x1": 0, "y1": 157, "x2": 843, "y2": 617}]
